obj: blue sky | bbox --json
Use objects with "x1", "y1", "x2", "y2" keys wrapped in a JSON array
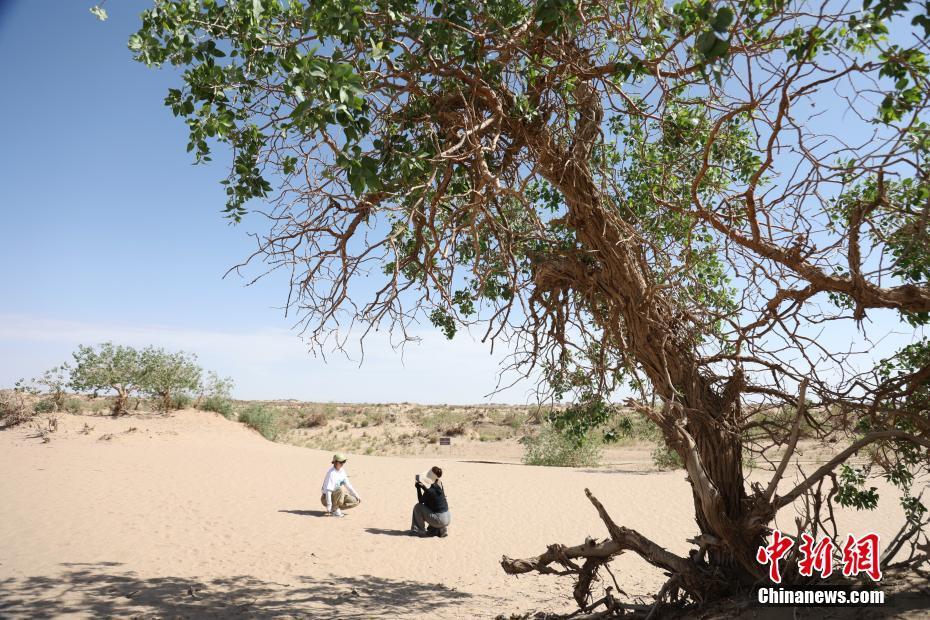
[{"x1": 0, "y1": 0, "x2": 518, "y2": 403}]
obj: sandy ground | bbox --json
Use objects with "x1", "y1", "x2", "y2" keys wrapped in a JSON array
[{"x1": 0, "y1": 410, "x2": 927, "y2": 619}]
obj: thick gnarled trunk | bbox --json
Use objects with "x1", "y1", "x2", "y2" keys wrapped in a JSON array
[{"x1": 502, "y1": 82, "x2": 768, "y2": 600}]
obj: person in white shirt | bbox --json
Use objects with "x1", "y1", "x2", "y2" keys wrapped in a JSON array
[{"x1": 320, "y1": 453, "x2": 361, "y2": 517}]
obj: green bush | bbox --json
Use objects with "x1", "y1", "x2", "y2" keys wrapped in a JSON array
[
  {"x1": 238, "y1": 405, "x2": 279, "y2": 440},
  {"x1": 34, "y1": 365, "x2": 71, "y2": 412},
  {"x1": 201, "y1": 371, "x2": 234, "y2": 400},
  {"x1": 604, "y1": 412, "x2": 663, "y2": 445},
  {"x1": 65, "y1": 398, "x2": 83, "y2": 414},
  {"x1": 651, "y1": 444, "x2": 684, "y2": 470},
  {"x1": 202, "y1": 395, "x2": 234, "y2": 418},
  {"x1": 522, "y1": 423, "x2": 602, "y2": 467},
  {"x1": 172, "y1": 392, "x2": 194, "y2": 410},
  {"x1": 198, "y1": 371, "x2": 236, "y2": 417},
  {"x1": 33, "y1": 398, "x2": 57, "y2": 414}
]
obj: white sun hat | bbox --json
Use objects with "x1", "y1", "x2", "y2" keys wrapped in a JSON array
[{"x1": 417, "y1": 468, "x2": 439, "y2": 485}]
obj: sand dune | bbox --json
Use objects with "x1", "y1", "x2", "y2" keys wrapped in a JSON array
[{"x1": 0, "y1": 410, "x2": 925, "y2": 618}]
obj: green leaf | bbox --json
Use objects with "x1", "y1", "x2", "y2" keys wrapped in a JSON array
[
  {"x1": 371, "y1": 39, "x2": 388, "y2": 61},
  {"x1": 696, "y1": 31, "x2": 716, "y2": 54},
  {"x1": 712, "y1": 7, "x2": 734, "y2": 32},
  {"x1": 913, "y1": 14, "x2": 930, "y2": 38},
  {"x1": 697, "y1": 1, "x2": 713, "y2": 20},
  {"x1": 282, "y1": 156, "x2": 297, "y2": 175},
  {"x1": 696, "y1": 30, "x2": 729, "y2": 61},
  {"x1": 348, "y1": 166, "x2": 366, "y2": 196},
  {"x1": 709, "y1": 36, "x2": 730, "y2": 60}
]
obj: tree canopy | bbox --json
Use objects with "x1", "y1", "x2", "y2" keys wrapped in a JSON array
[
  {"x1": 140, "y1": 346, "x2": 203, "y2": 411},
  {"x1": 70, "y1": 343, "x2": 204, "y2": 414},
  {"x1": 70, "y1": 343, "x2": 146, "y2": 414},
  {"x1": 131, "y1": 0, "x2": 930, "y2": 609}
]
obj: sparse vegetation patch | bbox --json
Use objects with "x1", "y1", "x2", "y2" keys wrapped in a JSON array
[
  {"x1": 238, "y1": 405, "x2": 279, "y2": 441},
  {"x1": 0, "y1": 390, "x2": 33, "y2": 429},
  {"x1": 522, "y1": 423, "x2": 602, "y2": 468}
]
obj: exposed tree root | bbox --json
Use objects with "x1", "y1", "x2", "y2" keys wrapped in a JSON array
[{"x1": 501, "y1": 489, "x2": 729, "y2": 614}]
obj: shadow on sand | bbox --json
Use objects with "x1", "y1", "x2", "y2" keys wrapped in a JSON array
[
  {"x1": 278, "y1": 509, "x2": 329, "y2": 517},
  {"x1": 365, "y1": 528, "x2": 415, "y2": 537},
  {"x1": 0, "y1": 563, "x2": 477, "y2": 619}
]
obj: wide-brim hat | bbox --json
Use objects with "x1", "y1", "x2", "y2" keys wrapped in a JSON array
[
  {"x1": 418, "y1": 468, "x2": 439, "y2": 485},
  {"x1": 332, "y1": 453, "x2": 348, "y2": 463}
]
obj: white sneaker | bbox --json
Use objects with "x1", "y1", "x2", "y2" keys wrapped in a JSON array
[{"x1": 332, "y1": 509, "x2": 345, "y2": 517}]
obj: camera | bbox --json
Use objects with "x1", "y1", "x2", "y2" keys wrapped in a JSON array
[{"x1": 415, "y1": 474, "x2": 420, "y2": 482}]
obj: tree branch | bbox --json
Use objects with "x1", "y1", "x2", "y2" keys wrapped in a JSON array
[
  {"x1": 502, "y1": 489, "x2": 696, "y2": 581},
  {"x1": 774, "y1": 431, "x2": 930, "y2": 509},
  {"x1": 763, "y1": 379, "x2": 808, "y2": 502}
]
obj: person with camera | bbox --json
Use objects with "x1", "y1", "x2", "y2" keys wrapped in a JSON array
[
  {"x1": 320, "y1": 453, "x2": 361, "y2": 517},
  {"x1": 411, "y1": 466, "x2": 451, "y2": 537}
]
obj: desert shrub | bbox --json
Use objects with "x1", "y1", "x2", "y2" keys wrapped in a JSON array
[
  {"x1": 603, "y1": 411, "x2": 664, "y2": 444},
  {"x1": 298, "y1": 410, "x2": 328, "y2": 428},
  {"x1": 1, "y1": 390, "x2": 34, "y2": 428},
  {"x1": 362, "y1": 409, "x2": 386, "y2": 426},
  {"x1": 527, "y1": 406, "x2": 548, "y2": 424},
  {"x1": 65, "y1": 398, "x2": 83, "y2": 414},
  {"x1": 478, "y1": 425, "x2": 511, "y2": 441},
  {"x1": 441, "y1": 421, "x2": 467, "y2": 436},
  {"x1": 238, "y1": 405, "x2": 279, "y2": 440},
  {"x1": 172, "y1": 392, "x2": 194, "y2": 409},
  {"x1": 420, "y1": 409, "x2": 468, "y2": 436},
  {"x1": 202, "y1": 371, "x2": 235, "y2": 398},
  {"x1": 257, "y1": 404, "x2": 305, "y2": 435},
  {"x1": 87, "y1": 398, "x2": 112, "y2": 415},
  {"x1": 522, "y1": 423, "x2": 602, "y2": 467},
  {"x1": 33, "y1": 365, "x2": 71, "y2": 412},
  {"x1": 198, "y1": 371, "x2": 235, "y2": 416},
  {"x1": 651, "y1": 444, "x2": 684, "y2": 470},
  {"x1": 501, "y1": 410, "x2": 527, "y2": 429},
  {"x1": 202, "y1": 394, "x2": 234, "y2": 418},
  {"x1": 33, "y1": 398, "x2": 56, "y2": 414}
]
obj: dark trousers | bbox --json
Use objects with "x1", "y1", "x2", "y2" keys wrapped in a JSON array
[{"x1": 411, "y1": 503, "x2": 451, "y2": 533}]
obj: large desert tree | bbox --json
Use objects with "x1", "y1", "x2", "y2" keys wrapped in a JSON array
[
  {"x1": 131, "y1": 0, "x2": 930, "y2": 611},
  {"x1": 139, "y1": 346, "x2": 203, "y2": 412},
  {"x1": 70, "y1": 342, "x2": 145, "y2": 415}
]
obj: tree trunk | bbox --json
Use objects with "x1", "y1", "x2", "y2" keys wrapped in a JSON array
[
  {"x1": 113, "y1": 388, "x2": 128, "y2": 416},
  {"x1": 505, "y1": 82, "x2": 768, "y2": 595}
]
